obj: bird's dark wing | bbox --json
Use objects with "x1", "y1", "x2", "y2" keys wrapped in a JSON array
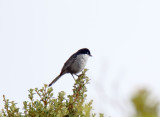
[{"x1": 60, "y1": 53, "x2": 77, "y2": 75}]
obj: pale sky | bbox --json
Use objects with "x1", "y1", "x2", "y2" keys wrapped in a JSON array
[{"x1": 0, "y1": 0, "x2": 160, "y2": 117}]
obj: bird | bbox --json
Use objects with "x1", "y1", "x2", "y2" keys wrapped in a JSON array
[{"x1": 49, "y1": 48, "x2": 92, "y2": 86}]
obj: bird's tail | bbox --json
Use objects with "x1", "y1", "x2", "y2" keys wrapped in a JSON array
[{"x1": 49, "y1": 75, "x2": 61, "y2": 87}]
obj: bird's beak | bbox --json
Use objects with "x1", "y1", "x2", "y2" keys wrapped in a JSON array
[{"x1": 90, "y1": 54, "x2": 92, "y2": 57}]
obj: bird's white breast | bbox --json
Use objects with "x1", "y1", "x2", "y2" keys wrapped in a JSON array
[{"x1": 70, "y1": 54, "x2": 89, "y2": 73}]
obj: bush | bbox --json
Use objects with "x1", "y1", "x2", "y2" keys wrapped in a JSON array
[
  {"x1": 131, "y1": 89, "x2": 159, "y2": 117},
  {"x1": 0, "y1": 69, "x2": 104, "y2": 117}
]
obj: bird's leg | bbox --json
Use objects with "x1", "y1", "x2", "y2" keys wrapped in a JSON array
[
  {"x1": 75, "y1": 73, "x2": 83, "y2": 77},
  {"x1": 71, "y1": 74, "x2": 76, "y2": 81}
]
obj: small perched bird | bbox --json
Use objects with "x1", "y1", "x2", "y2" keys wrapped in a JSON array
[{"x1": 49, "y1": 48, "x2": 92, "y2": 86}]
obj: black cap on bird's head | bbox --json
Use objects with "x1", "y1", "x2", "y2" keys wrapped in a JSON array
[{"x1": 77, "y1": 48, "x2": 92, "y2": 56}]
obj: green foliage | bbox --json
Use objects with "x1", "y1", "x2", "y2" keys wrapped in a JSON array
[
  {"x1": 131, "y1": 89, "x2": 159, "y2": 117},
  {"x1": 0, "y1": 69, "x2": 104, "y2": 117}
]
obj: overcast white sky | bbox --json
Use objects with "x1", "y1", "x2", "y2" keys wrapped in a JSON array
[{"x1": 0, "y1": 0, "x2": 160, "y2": 116}]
